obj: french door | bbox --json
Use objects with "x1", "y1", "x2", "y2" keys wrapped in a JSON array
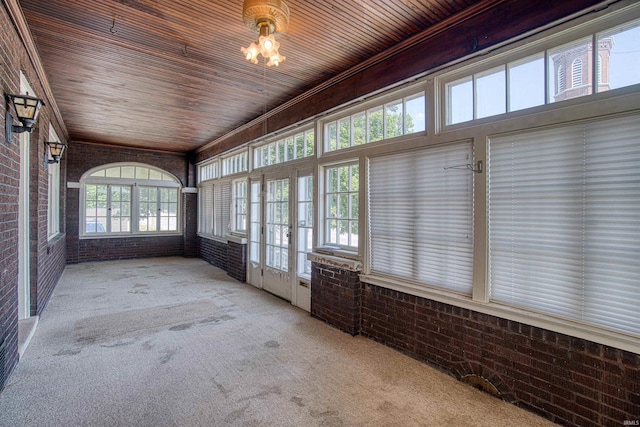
[
  {"x1": 263, "y1": 176, "x2": 291, "y2": 300},
  {"x1": 247, "y1": 170, "x2": 313, "y2": 311}
]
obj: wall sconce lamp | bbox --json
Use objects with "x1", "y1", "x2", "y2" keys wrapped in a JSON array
[
  {"x1": 5, "y1": 93, "x2": 45, "y2": 144},
  {"x1": 44, "y1": 141, "x2": 67, "y2": 165}
]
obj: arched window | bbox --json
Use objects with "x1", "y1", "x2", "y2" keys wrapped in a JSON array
[
  {"x1": 557, "y1": 64, "x2": 565, "y2": 93},
  {"x1": 572, "y1": 58, "x2": 583, "y2": 87},
  {"x1": 80, "y1": 163, "x2": 181, "y2": 236}
]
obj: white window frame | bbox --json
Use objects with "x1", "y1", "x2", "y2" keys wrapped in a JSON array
[
  {"x1": 438, "y1": 6, "x2": 640, "y2": 130},
  {"x1": 253, "y1": 127, "x2": 315, "y2": 169},
  {"x1": 320, "y1": 161, "x2": 360, "y2": 252},
  {"x1": 80, "y1": 163, "x2": 181, "y2": 238},
  {"x1": 221, "y1": 150, "x2": 248, "y2": 176},
  {"x1": 231, "y1": 178, "x2": 248, "y2": 235},
  {"x1": 320, "y1": 86, "x2": 427, "y2": 154},
  {"x1": 47, "y1": 124, "x2": 61, "y2": 240}
]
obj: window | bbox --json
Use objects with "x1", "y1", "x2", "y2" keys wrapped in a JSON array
[
  {"x1": 368, "y1": 142, "x2": 474, "y2": 295},
  {"x1": 222, "y1": 151, "x2": 248, "y2": 176},
  {"x1": 297, "y1": 175, "x2": 313, "y2": 278},
  {"x1": 509, "y1": 54, "x2": 545, "y2": 111},
  {"x1": 47, "y1": 124, "x2": 61, "y2": 239},
  {"x1": 81, "y1": 164, "x2": 180, "y2": 236},
  {"x1": 597, "y1": 18, "x2": 640, "y2": 90},
  {"x1": 324, "y1": 163, "x2": 359, "y2": 249},
  {"x1": 198, "y1": 180, "x2": 231, "y2": 239},
  {"x1": 199, "y1": 161, "x2": 219, "y2": 182},
  {"x1": 138, "y1": 187, "x2": 178, "y2": 232},
  {"x1": 85, "y1": 184, "x2": 131, "y2": 233},
  {"x1": 443, "y1": 16, "x2": 640, "y2": 125},
  {"x1": 213, "y1": 181, "x2": 231, "y2": 238},
  {"x1": 571, "y1": 58, "x2": 583, "y2": 87},
  {"x1": 232, "y1": 179, "x2": 248, "y2": 234},
  {"x1": 198, "y1": 184, "x2": 213, "y2": 236},
  {"x1": 548, "y1": 38, "x2": 591, "y2": 102},
  {"x1": 254, "y1": 129, "x2": 315, "y2": 168},
  {"x1": 488, "y1": 114, "x2": 640, "y2": 337},
  {"x1": 324, "y1": 92, "x2": 425, "y2": 152}
]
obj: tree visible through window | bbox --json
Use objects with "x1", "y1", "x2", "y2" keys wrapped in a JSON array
[{"x1": 325, "y1": 163, "x2": 359, "y2": 249}]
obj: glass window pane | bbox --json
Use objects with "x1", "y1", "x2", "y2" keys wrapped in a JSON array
[
  {"x1": 350, "y1": 165, "x2": 359, "y2": 192},
  {"x1": 295, "y1": 134, "x2": 305, "y2": 158},
  {"x1": 385, "y1": 100, "x2": 403, "y2": 139},
  {"x1": 305, "y1": 130, "x2": 315, "y2": 157},
  {"x1": 368, "y1": 107, "x2": 383, "y2": 142},
  {"x1": 121, "y1": 166, "x2": 135, "y2": 178},
  {"x1": 447, "y1": 77, "x2": 473, "y2": 124},
  {"x1": 598, "y1": 20, "x2": 640, "y2": 91},
  {"x1": 548, "y1": 38, "x2": 591, "y2": 103},
  {"x1": 338, "y1": 118, "x2": 351, "y2": 149},
  {"x1": 324, "y1": 122, "x2": 338, "y2": 151},
  {"x1": 286, "y1": 137, "x2": 295, "y2": 161},
  {"x1": 476, "y1": 67, "x2": 506, "y2": 119},
  {"x1": 353, "y1": 112, "x2": 366, "y2": 145},
  {"x1": 136, "y1": 167, "x2": 149, "y2": 180},
  {"x1": 508, "y1": 54, "x2": 545, "y2": 111},
  {"x1": 106, "y1": 167, "x2": 120, "y2": 178},
  {"x1": 405, "y1": 94, "x2": 425, "y2": 134}
]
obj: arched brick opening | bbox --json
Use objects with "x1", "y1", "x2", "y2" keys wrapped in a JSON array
[{"x1": 450, "y1": 361, "x2": 515, "y2": 403}]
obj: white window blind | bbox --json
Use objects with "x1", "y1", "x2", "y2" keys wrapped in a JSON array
[
  {"x1": 368, "y1": 141, "x2": 474, "y2": 295},
  {"x1": 198, "y1": 184, "x2": 213, "y2": 235},
  {"x1": 488, "y1": 114, "x2": 640, "y2": 337},
  {"x1": 213, "y1": 181, "x2": 231, "y2": 238}
]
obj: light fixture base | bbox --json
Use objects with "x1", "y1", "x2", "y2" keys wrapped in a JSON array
[{"x1": 242, "y1": 0, "x2": 289, "y2": 34}]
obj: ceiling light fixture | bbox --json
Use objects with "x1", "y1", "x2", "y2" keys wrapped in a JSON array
[{"x1": 241, "y1": 0, "x2": 289, "y2": 67}]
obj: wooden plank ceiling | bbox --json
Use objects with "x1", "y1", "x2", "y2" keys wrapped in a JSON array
[{"x1": 20, "y1": 0, "x2": 480, "y2": 153}]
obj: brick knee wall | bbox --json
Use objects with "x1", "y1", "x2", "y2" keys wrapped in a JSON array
[
  {"x1": 310, "y1": 262, "x2": 361, "y2": 335},
  {"x1": 199, "y1": 238, "x2": 228, "y2": 271},
  {"x1": 227, "y1": 241, "x2": 247, "y2": 283},
  {"x1": 309, "y1": 261, "x2": 640, "y2": 426},
  {"x1": 360, "y1": 283, "x2": 640, "y2": 427}
]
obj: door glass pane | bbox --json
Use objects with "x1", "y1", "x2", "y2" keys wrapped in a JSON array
[
  {"x1": 250, "y1": 181, "x2": 261, "y2": 264},
  {"x1": 265, "y1": 178, "x2": 290, "y2": 272},
  {"x1": 297, "y1": 176, "x2": 313, "y2": 278}
]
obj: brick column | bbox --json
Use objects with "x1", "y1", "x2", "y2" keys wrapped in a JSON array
[{"x1": 309, "y1": 253, "x2": 363, "y2": 335}]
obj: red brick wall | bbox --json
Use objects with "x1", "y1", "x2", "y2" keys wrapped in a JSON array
[
  {"x1": 199, "y1": 238, "x2": 228, "y2": 271},
  {"x1": 310, "y1": 264, "x2": 639, "y2": 426},
  {"x1": 227, "y1": 241, "x2": 246, "y2": 283},
  {"x1": 65, "y1": 142, "x2": 194, "y2": 263},
  {"x1": 310, "y1": 263, "x2": 361, "y2": 335},
  {"x1": 360, "y1": 283, "x2": 639, "y2": 426},
  {"x1": 1, "y1": 3, "x2": 67, "y2": 387},
  {"x1": 183, "y1": 193, "x2": 198, "y2": 258},
  {"x1": 0, "y1": 1, "x2": 22, "y2": 386}
]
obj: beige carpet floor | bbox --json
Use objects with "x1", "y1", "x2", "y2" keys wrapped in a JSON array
[{"x1": 0, "y1": 257, "x2": 557, "y2": 426}]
